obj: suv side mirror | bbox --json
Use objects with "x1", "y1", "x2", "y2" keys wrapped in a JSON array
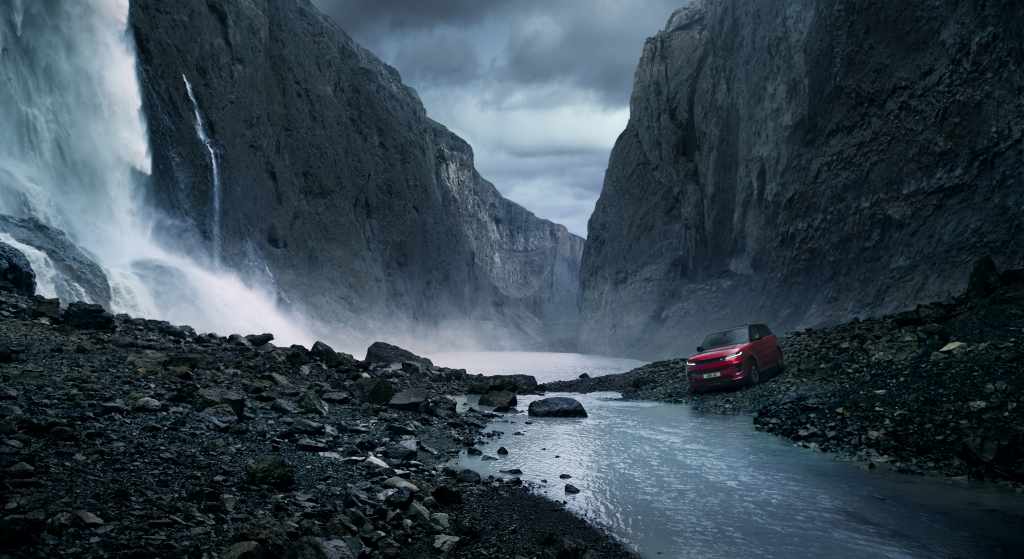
[{"x1": 696, "y1": 346, "x2": 704, "y2": 352}]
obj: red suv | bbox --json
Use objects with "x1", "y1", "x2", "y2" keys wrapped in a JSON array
[{"x1": 686, "y1": 324, "x2": 784, "y2": 393}]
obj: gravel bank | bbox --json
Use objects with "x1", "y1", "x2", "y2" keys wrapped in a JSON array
[{"x1": 0, "y1": 288, "x2": 633, "y2": 558}]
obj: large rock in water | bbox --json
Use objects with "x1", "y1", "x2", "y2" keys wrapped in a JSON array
[
  {"x1": 580, "y1": 0, "x2": 1024, "y2": 359},
  {"x1": 0, "y1": 242, "x2": 35, "y2": 296},
  {"x1": 467, "y1": 374, "x2": 538, "y2": 394},
  {"x1": 128, "y1": 0, "x2": 583, "y2": 351},
  {"x1": 528, "y1": 397, "x2": 587, "y2": 418}
]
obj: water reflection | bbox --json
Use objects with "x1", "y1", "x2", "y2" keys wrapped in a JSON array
[{"x1": 459, "y1": 392, "x2": 1024, "y2": 558}]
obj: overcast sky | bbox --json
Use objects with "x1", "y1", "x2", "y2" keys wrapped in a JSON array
[{"x1": 313, "y1": 0, "x2": 682, "y2": 237}]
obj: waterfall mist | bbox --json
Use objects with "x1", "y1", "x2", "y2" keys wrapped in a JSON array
[{"x1": 0, "y1": 0, "x2": 315, "y2": 345}]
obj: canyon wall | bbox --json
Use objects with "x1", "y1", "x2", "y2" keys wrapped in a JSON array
[{"x1": 581, "y1": 0, "x2": 1024, "y2": 358}]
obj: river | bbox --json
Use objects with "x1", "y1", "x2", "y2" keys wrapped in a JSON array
[{"x1": 439, "y1": 352, "x2": 1024, "y2": 558}]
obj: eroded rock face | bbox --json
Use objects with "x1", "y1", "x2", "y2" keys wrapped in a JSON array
[
  {"x1": 580, "y1": 0, "x2": 1024, "y2": 359},
  {"x1": 129, "y1": 0, "x2": 583, "y2": 351},
  {"x1": 0, "y1": 242, "x2": 35, "y2": 296}
]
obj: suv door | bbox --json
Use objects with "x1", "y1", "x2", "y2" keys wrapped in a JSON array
[{"x1": 759, "y1": 324, "x2": 779, "y2": 368}]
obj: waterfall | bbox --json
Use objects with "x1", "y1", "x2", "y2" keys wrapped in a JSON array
[
  {"x1": 182, "y1": 74, "x2": 222, "y2": 266},
  {"x1": 0, "y1": 0, "x2": 314, "y2": 345}
]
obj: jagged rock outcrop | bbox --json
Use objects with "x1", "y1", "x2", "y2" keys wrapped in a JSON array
[
  {"x1": 580, "y1": 0, "x2": 1024, "y2": 359},
  {"x1": 129, "y1": 0, "x2": 582, "y2": 350}
]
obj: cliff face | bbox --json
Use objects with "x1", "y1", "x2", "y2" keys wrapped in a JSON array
[
  {"x1": 129, "y1": 0, "x2": 582, "y2": 349},
  {"x1": 581, "y1": 0, "x2": 1024, "y2": 359}
]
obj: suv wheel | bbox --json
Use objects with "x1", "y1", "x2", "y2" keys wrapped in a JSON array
[{"x1": 747, "y1": 362, "x2": 760, "y2": 386}]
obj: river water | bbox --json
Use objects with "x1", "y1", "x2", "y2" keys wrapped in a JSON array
[{"x1": 443, "y1": 353, "x2": 1024, "y2": 558}]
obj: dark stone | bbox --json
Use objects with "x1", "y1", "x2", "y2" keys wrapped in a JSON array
[
  {"x1": 456, "y1": 469, "x2": 481, "y2": 484},
  {"x1": 364, "y1": 342, "x2": 433, "y2": 369},
  {"x1": 528, "y1": 397, "x2": 587, "y2": 418},
  {"x1": 311, "y1": 340, "x2": 358, "y2": 369},
  {"x1": 431, "y1": 485, "x2": 462, "y2": 505},
  {"x1": 0, "y1": 242, "x2": 36, "y2": 296},
  {"x1": 388, "y1": 388, "x2": 427, "y2": 411},
  {"x1": 478, "y1": 390, "x2": 516, "y2": 408},
  {"x1": 245, "y1": 333, "x2": 274, "y2": 347},
  {"x1": 246, "y1": 456, "x2": 296, "y2": 489},
  {"x1": 356, "y1": 378, "x2": 395, "y2": 405},
  {"x1": 31, "y1": 296, "x2": 60, "y2": 320},
  {"x1": 564, "y1": 484, "x2": 580, "y2": 494},
  {"x1": 63, "y1": 302, "x2": 114, "y2": 330},
  {"x1": 466, "y1": 374, "x2": 538, "y2": 394}
]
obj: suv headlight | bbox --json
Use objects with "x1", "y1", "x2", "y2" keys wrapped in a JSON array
[
  {"x1": 723, "y1": 351, "x2": 743, "y2": 360},
  {"x1": 685, "y1": 360, "x2": 696, "y2": 367}
]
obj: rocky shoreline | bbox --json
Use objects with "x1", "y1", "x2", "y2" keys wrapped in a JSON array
[
  {"x1": 547, "y1": 259, "x2": 1024, "y2": 483},
  {"x1": 0, "y1": 286, "x2": 633, "y2": 558}
]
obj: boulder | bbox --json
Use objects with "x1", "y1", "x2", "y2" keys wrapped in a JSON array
[
  {"x1": 311, "y1": 340, "x2": 358, "y2": 368},
  {"x1": 364, "y1": 341, "x2": 433, "y2": 369},
  {"x1": 63, "y1": 302, "x2": 114, "y2": 330},
  {"x1": 528, "y1": 397, "x2": 587, "y2": 418},
  {"x1": 244, "y1": 333, "x2": 274, "y2": 347},
  {"x1": 388, "y1": 388, "x2": 427, "y2": 411},
  {"x1": 355, "y1": 378, "x2": 395, "y2": 405},
  {"x1": 478, "y1": 390, "x2": 516, "y2": 408},
  {"x1": 0, "y1": 242, "x2": 35, "y2": 296},
  {"x1": 467, "y1": 374, "x2": 538, "y2": 394}
]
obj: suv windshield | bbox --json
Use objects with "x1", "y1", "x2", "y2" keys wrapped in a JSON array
[{"x1": 701, "y1": 327, "x2": 749, "y2": 350}]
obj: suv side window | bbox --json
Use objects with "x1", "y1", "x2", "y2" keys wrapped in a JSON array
[{"x1": 760, "y1": 324, "x2": 773, "y2": 337}]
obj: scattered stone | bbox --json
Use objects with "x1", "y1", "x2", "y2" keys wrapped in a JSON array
[
  {"x1": 434, "y1": 534, "x2": 460, "y2": 553},
  {"x1": 131, "y1": 397, "x2": 162, "y2": 412},
  {"x1": 479, "y1": 390, "x2": 516, "y2": 408},
  {"x1": 63, "y1": 302, "x2": 114, "y2": 330},
  {"x1": 528, "y1": 397, "x2": 588, "y2": 418},
  {"x1": 388, "y1": 388, "x2": 427, "y2": 411},
  {"x1": 299, "y1": 391, "x2": 329, "y2": 416},
  {"x1": 564, "y1": 484, "x2": 580, "y2": 494},
  {"x1": 246, "y1": 457, "x2": 296, "y2": 489},
  {"x1": 384, "y1": 477, "x2": 419, "y2": 492},
  {"x1": 244, "y1": 333, "x2": 274, "y2": 347},
  {"x1": 497, "y1": 446, "x2": 509, "y2": 455},
  {"x1": 223, "y1": 541, "x2": 262, "y2": 559},
  {"x1": 73, "y1": 510, "x2": 104, "y2": 527},
  {"x1": 364, "y1": 341, "x2": 433, "y2": 369}
]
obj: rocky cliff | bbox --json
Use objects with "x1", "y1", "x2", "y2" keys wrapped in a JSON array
[
  {"x1": 580, "y1": 0, "x2": 1024, "y2": 359},
  {"x1": 129, "y1": 0, "x2": 582, "y2": 350}
]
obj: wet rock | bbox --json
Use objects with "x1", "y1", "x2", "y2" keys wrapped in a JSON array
[
  {"x1": 431, "y1": 485, "x2": 462, "y2": 505},
  {"x1": 578, "y1": 372, "x2": 590, "y2": 379},
  {"x1": 456, "y1": 469, "x2": 481, "y2": 484},
  {"x1": 223, "y1": 541, "x2": 262, "y2": 559},
  {"x1": 355, "y1": 378, "x2": 395, "y2": 405},
  {"x1": 310, "y1": 341, "x2": 358, "y2": 369},
  {"x1": 383, "y1": 477, "x2": 419, "y2": 492},
  {"x1": 299, "y1": 391, "x2": 328, "y2": 416},
  {"x1": 425, "y1": 396, "x2": 457, "y2": 418},
  {"x1": 31, "y1": 296, "x2": 60, "y2": 320},
  {"x1": 245, "y1": 333, "x2": 274, "y2": 346},
  {"x1": 322, "y1": 391, "x2": 351, "y2": 403},
  {"x1": 63, "y1": 302, "x2": 114, "y2": 330},
  {"x1": 478, "y1": 390, "x2": 516, "y2": 408},
  {"x1": 246, "y1": 456, "x2": 296, "y2": 489},
  {"x1": 497, "y1": 447, "x2": 509, "y2": 455},
  {"x1": 500, "y1": 468, "x2": 522, "y2": 475},
  {"x1": 388, "y1": 388, "x2": 427, "y2": 411},
  {"x1": 434, "y1": 534, "x2": 460, "y2": 553},
  {"x1": 564, "y1": 484, "x2": 580, "y2": 494},
  {"x1": 73, "y1": 510, "x2": 104, "y2": 527},
  {"x1": 528, "y1": 397, "x2": 587, "y2": 418},
  {"x1": 364, "y1": 342, "x2": 433, "y2": 369},
  {"x1": 0, "y1": 242, "x2": 36, "y2": 297},
  {"x1": 131, "y1": 397, "x2": 163, "y2": 412},
  {"x1": 467, "y1": 374, "x2": 538, "y2": 394}
]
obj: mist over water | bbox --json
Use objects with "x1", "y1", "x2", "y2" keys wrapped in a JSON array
[{"x1": 0, "y1": 0, "x2": 314, "y2": 345}]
